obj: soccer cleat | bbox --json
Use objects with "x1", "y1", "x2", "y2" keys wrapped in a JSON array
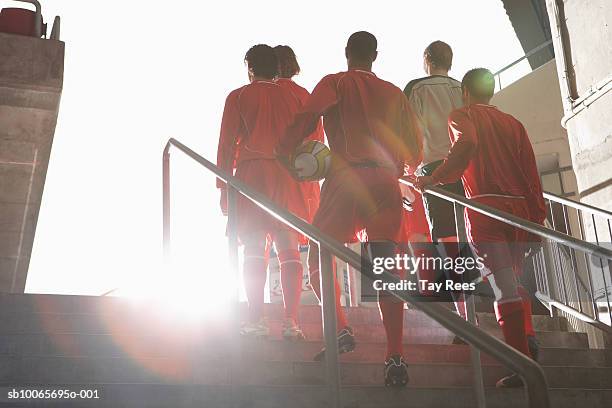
[
  {"x1": 496, "y1": 373, "x2": 524, "y2": 388},
  {"x1": 527, "y1": 335, "x2": 540, "y2": 361},
  {"x1": 282, "y1": 318, "x2": 306, "y2": 341},
  {"x1": 240, "y1": 319, "x2": 269, "y2": 338},
  {"x1": 384, "y1": 355, "x2": 409, "y2": 387},
  {"x1": 313, "y1": 327, "x2": 355, "y2": 361}
]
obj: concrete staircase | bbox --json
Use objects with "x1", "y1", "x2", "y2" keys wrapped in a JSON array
[{"x1": 0, "y1": 294, "x2": 610, "y2": 407}]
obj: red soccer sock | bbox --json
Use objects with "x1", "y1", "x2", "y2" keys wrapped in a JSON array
[
  {"x1": 243, "y1": 253, "x2": 268, "y2": 323},
  {"x1": 455, "y1": 298, "x2": 467, "y2": 320},
  {"x1": 308, "y1": 251, "x2": 349, "y2": 331},
  {"x1": 495, "y1": 299, "x2": 531, "y2": 357},
  {"x1": 517, "y1": 285, "x2": 536, "y2": 337},
  {"x1": 278, "y1": 249, "x2": 303, "y2": 321},
  {"x1": 379, "y1": 297, "x2": 404, "y2": 358}
]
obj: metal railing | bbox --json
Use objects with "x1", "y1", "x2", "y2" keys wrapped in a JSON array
[
  {"x1": 535, "y1": 190, "x2": 612, "y2": 330},
  {"x1": 540, "y1": 165, "x2": 576, "y2": 197},
  {"x1": 493, "y1": 39, "x2": 554, "y2": 91},
  {"x1": 163, "y1": 138, "x2": 551, "y2": 408}
]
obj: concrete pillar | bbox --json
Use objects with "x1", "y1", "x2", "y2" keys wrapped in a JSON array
[
  {"x1": 545, "y1": 0, "x2": 612, "y2": 348},
  {"x1": 0, "y1": 32, "x2": 64, "y2": 292}
]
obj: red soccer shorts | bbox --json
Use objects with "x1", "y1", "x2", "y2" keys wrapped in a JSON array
[
  {"x1": 234, "y1": 159, "x2": 310, "y2": 243},
  {"x1": 465, "y1": 195, "x2": 534, "y2": 275},
  {"x1": 312, "y1": 166, "x2": 403, "y2": 244}
]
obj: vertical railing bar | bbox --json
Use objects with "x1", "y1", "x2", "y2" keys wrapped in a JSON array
[
  {"x1": 561, "y1": 203, "x2": 582, "y2": 310},
  {"x1": 162, "y1": 145, "x2": 171, "y2": 264},
  {"x1": 454, "y1": 202, "x2": 486, "y2": 408},
  {"x1": 554, "y1": 241, "x2": 570, "y2": 305},
  {"x1": 548, "y1": 203, "x2": 570, "y2": 305},
  {"x1": 548, "y1": 200, "x2": 568, "y2": 306},
  {"x1": 578, "y1": 210, "x2": 598, "y2": 317},
  {"x1": 319, "y1": 246, "x2": 341, "y2": 408},
  {"x1": 227, "y1": 186, "x2": 241, "y2": 408}
]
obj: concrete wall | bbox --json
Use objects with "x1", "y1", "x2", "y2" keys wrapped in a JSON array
[
  {"x1": 547, "y1": 0, "x2": 612, "y2": 214},
  {"x1": 491, "y1": 59, "x2": 578, "y2": 196},
  {"x1": 0, "y1": 33, "x2": 64, "y2": 292}
]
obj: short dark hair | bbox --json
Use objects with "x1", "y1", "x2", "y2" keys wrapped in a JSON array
[
  {"x1": 346, "y1": 31, "x2": 377, "y2": 61},
  {"x1": 244, "y1": 44, "x2": 278, "y2": 79},
  {"x1": 424, "y1": 41, "x2": 453, "y2": 71},
  {"x1": 273, "y1": 45, "x2": 300, "y2": 78},
  {"x1": 462, "y1": 68, "x2": 496, "y2": 99}
]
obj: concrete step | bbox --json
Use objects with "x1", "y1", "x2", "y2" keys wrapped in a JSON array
[
  {"x1": 0, "y1": 384, "x2": 610, "y2": 408},
  {"x1": 0, "y1": 294, "x2": 569, "y2": 332},
  {"x1": 0, "y1": 331, "x2": 607, "y2": 367},
  {"x1": 0, "y1": 311, "x2": 588, "y2": 350},
  {"x1": 1, "y1": 356, "x2": 611, "y2": 389}
]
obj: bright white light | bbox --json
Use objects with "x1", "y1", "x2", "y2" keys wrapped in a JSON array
[{"x1": 25, "y1": 1, "x2": 527, "y2": 295}]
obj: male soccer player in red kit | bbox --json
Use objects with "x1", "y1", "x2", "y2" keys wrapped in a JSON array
[
  {"x1": 278, "y1": 31, "x2": 421, "y2": 386},
  {"x1": 217, "y1": 44, "x2": 316, "y2": 341},
  {"x1": 416, "y1": 68, "x2": 546, "y2": 388}
]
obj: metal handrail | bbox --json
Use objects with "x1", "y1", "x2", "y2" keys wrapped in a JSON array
[
  {"x1": 163, "y1": 138, "x2": 550, "y2": 408},
  {"x1": 401, "y1": 179, "x2": 612, "y2": 335},
  {"x1": 398, "y1": 180, "x2": 612, "y2": 262},
  {"x1": 493, "y1": 40, "x2": 554, "y2": 78},
  {"x1": 493, "y1": 39, "x2": 554, "y2": 90},
  {"x1": 10, "y1": 0, "x2": 42, "y2": 38},
  {"x1": 543, "y1": 191, "x2": 612, "y2": 220},
  {"x1": 536, "y1": 291, "x2": 612, "y2": 334}
]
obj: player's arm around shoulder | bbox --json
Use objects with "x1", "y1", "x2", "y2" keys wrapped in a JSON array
[{"x1": 276, "y1": 74, "x2": 339, "y2": 171}]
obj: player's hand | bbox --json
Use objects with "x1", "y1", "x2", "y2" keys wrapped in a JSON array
[
  {"x1": 219, "y1": 188, "x2": 228, "y2": 216},
  {"x1": 403, "y1": 174, "x2": 417, "y2": 186},
  {"x1": 276, "y1": 152, "x2": 302, "y2": 181},
  {"x1": 415, "y1": 175, "x2": 436, "y2": 192}
]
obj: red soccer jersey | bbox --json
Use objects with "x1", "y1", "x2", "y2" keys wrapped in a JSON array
[
  {"x1": 217, "y1": 80, "x2": 301, "y2": 188},
  {"x1": 279, "y1": 70, "x2": 422, "y2": 175},
  {"x1": 431, "y1": 104, "x2": 546, "y2": 223},
  {"x1": 276, "y1": 78, "x2": 324, "y2": 144}
]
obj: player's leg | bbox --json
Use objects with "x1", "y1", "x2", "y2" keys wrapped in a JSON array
[
  {"x1": 471, "y1": 247, "x2": 532, "y2": 387},
  {"x1": 308, "y1": 173, "x2": 362, "y2": 361},
  {"x1": 420, "y1": 162, "x2": 469, "y2": 321},
  {"x1": 366, "y1": 172, "x2": 407, "y2": 387},
  {"x1": 517, "y1": 284, "x2": 539, "y2": 359},
  {"x1": 241, "y1": 231, "x2": 270, "y2": 337},
  {"x1": 274, "y1": 228, "x2": 306, "y2": 341},
  {"x1": 488, "y1": 270, "x2": 533, "y2": 388}
]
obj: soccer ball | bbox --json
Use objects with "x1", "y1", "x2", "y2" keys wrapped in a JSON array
[{"x1": 292, "y1": 140, "x2": 331, "y2": 181}]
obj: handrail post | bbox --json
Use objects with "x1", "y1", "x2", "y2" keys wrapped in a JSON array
[
  {"x1": 162, "y1": 144, "x2": 171, "y2": 265},
  {"x1": 319, "y1": 246, "x2": 341, "y2": 408},
  {"x1": 227, "y1": 186, "x2": 240, "y2": 303},
  {"x1": 453, "y1": 202, "x2": 486, "y2": 408},
  {"x1": 227, "y1": 186, "x2": 241, "y2": 408}
]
